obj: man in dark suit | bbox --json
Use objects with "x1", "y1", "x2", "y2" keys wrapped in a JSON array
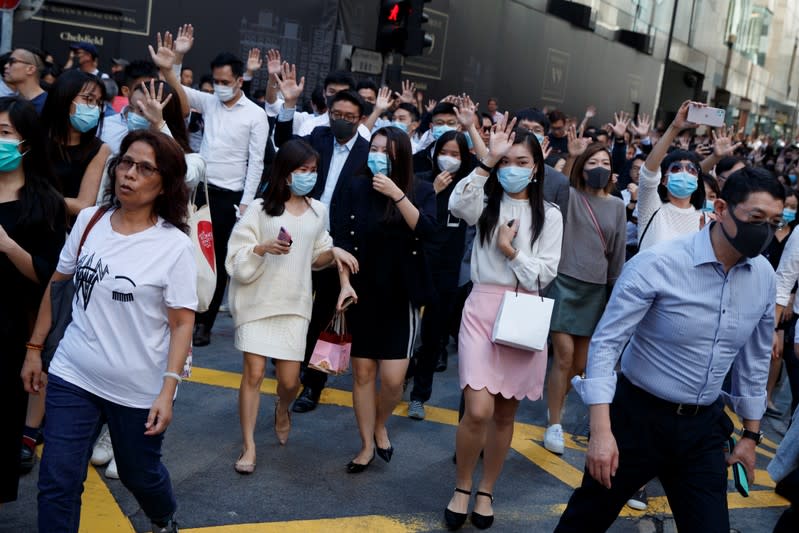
[{"x1": 274, "y1": 86, "x2": 369, "y2": 413}]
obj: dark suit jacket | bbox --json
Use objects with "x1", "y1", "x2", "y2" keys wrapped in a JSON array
[
  {"x1": 544, "y1": 165, "x2": 570, "y2": 220},
  {"x1": 274, "y1": 119, "x2": 369, "y2": 227}
]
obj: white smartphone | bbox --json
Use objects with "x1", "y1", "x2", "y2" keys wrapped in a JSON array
[{"x1": 687, "y1": 105, "x2": 725, "y2": 128}]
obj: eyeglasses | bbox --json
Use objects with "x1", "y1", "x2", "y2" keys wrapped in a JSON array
[
  {"x1": 432, "y1": 119, "x2": 458, "y2": 127},
  {"x1": 6, "y1": 57, "x2": 33, "y2": 67},
  {"x1": 329, "y1": 111, "x2": 360, "y2": 123},
  {"x1": 481, "y1": 126, "x2": 492, "y2": 133},
  {"x1": 118, "y1": 156, "x2": 159, "y2": 177},
  {"x1": 731, "y1": 204, "x2": 786, "y2": 230},
  {"x1": 74, "y1": 93, "x2": 100, "y2": 109},
  {"x1": 667, "y1": 162, "x2": 699, "y2": 176}
]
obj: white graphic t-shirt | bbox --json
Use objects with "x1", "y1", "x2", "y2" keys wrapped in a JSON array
[{"x1": 49, "y1": 207, "x2": 198, "y2": 409}]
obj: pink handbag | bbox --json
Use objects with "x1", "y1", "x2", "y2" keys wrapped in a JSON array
[{"x1": 308, "y1": 312, "x2": 351, "y2": 375}]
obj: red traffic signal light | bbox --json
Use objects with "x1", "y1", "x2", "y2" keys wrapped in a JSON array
[{"x1": 387, "y1": 4, "x2": 400, "y2": 21}]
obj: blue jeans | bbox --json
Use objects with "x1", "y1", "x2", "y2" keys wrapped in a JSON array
[{"x1": 38, "y1": 374, "x2": 176, "y2": 533}]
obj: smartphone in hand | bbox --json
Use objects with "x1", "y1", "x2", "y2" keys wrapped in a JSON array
[
  {"x1": 687, "y1": 104, "x2": 725, "y2": 128},
  {"x1": 727, "y1": 437, "x2": 750, "y2": 497},
  {"x1": 277, "y1": 226, "x2": 292, "y2": 245}
]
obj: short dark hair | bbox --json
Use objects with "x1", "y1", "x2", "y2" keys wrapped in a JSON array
[
  {"x1": 487, "y1": 97, "x2": 498, "y2": 104},
  {"x1": 180, "y1": 66, "x2": 193, "y2": 74},
  {"x1": 548, "y1": 109, "x2": 566, "y2": 124},
  {"x1": 395, "y1": 102, "x2": 419, "y2": 122},
  {"x1": 514, "y1": 108, "x2": 550, "y2": 132},
  {"x1": 430, "y1": 102, "x2": 457, "y2": 118},
  {"x1": 210, "y1": 52, "x2": 244, "y2": 78},
  {"x1": 199, "y1": 74, "x2": 214, "y2": 88},
  {"x1": 480, "y1": 112, "x2": 495, "y2": 125},
  {"x1": 311, "y1": 86, "x2": 327, "y2": 111},
  {"x1": 659, "y1": 149, "x2": 704, "y2": 210},
  {"x1": 356, "y1": 79, "x2": 378, "y2": 95},
  {"x1": 720, "y1": 167, "x2": 786, "y2": 206},
  {"x1": 716, "y1": 156, "x2": 747, "y2": 176},
  {"x1": 123, "y1": 60, "x2": 157, "y2": 89},
  {"x1": 323, "y1": 70, "x2": 355, "y2": 91},
  {"x1": 329, "y1": 90, "x2": 364, "y2": 116}
]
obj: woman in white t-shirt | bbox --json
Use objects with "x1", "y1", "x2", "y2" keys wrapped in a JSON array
[
  {"x1": 637, "y1": 100, "x2": 706, "y2": 250},
  {"x1": 226, "y1": 139, "x2": 357, "y2": 474},
  {"x1": 21, "y1": 130, "x2": 197, "y2": 533}
]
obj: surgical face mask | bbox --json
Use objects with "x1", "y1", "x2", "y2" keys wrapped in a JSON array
[
  {"x1": 720, "y1": 205, "x2": 775, "y2": 258},
  {"x1": 497, "y1": 166, "x2": 533, "y2": 194},
  {"x1": 213, "y1": 84, "x2": 236, "y2": 102},
  {"x1": 330, "y1": 119, "x2": 357, "y2": 141},
  {"x1": 367, "y1": 152, "x2": 389, "y2": 176},
  {"x1": 289, "y1": 171, "x2": 317, "y2": 196},
  {"x1": 437, "y1": 155, "x2": 461, "y2": 173},
  {"x1": 391, "y1": 121, "x2": 408, "y2": 133},
  {"x1": 534, "y1": 133, "x2": 545, "y2": 145},
  {"x1": 126, "y1": 111, "x2": 151, "y2": 131},
  {"x1": 69, "y1": 103, "x2": 100, "y2": 132},
  {"x1": 0, "y1": 138, "x2": 25, "y2": 172},
  {"x1": 783, "y1": 208, "x2": 796, "y2": 224},
  {"x1": 666, "y1": 171, "x2": 698, "y2": 199},
  {"x1": 790, "y1": 174, "x2": 797, "y2": 185},
  {"x1": 702, "y1": 199, "x2": 715, "y2": 213},
  {"x1": 431, "y1": 124, "x2": 456, "y2": 140},
  {"x1": 585, "y1": 167, "x2": 611, "y2": 189}
]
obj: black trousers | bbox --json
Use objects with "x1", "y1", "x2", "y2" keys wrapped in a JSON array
[
  {"x1": 195, "y1": 185, "x2": 243, "y2": 331},
  {"x1": 299, "y1": 269, "x2": 340, "y2": 391},
  {"x1": 774, "y1": 468, "x2": 799, "y2": 532},
  {"x1": 410, "y1": 286, "x2": 456, "y2": 403},
  {"x1": 555, "y1": 375, "x2": 734, "y2": 533}
]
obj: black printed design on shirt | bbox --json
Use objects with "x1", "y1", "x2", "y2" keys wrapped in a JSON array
[
  {"x1": 74, "y1": 253, "x2": 109, "y2": 310},
  {"x1": 112, "y1": 276, "x2": 136, "y2": 303}
]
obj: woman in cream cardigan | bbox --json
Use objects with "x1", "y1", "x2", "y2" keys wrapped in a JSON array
[{"x1": 226, "y1": 139, "x2": 357, "y2": 474}]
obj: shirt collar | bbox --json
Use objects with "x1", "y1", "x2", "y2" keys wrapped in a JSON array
[
  {"x1": 334, "y1": 132, "x2": 358, "y2": 152},
  {"x1": 691, "y1": 222, "x2": 753, "y2": 269}
]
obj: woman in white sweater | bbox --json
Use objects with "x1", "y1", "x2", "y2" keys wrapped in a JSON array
[
  {"x1": 637, "y1": 100, "x2": 706, "y2": 250},
  {"x1": 443, "y1": 119, "x2": 562, "y2": 530},
  {"x1": 225, "y1": 140, "x2": 357, "y2": 474}
]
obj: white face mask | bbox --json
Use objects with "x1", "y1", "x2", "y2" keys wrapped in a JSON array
[
  {"x1": 214, "y1": 84, "x2": 237, "y2": 102},
  {"x1": 437, "y1": 155, "x2": 461, "y2": 173}
]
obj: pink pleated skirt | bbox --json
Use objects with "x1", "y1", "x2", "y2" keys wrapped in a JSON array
[{"x1": 458, "y1": 283, "x2": 548, "y2": 401}]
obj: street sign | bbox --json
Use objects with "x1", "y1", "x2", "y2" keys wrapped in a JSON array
[
  {"x1": 0, "y1": 1, "x2": 21, "y2": 8},
  {"x1": 351, "y1": 48, "x2": 383, "y2": 75}
]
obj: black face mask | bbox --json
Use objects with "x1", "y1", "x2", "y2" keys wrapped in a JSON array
[
  {"x1": 720, "y1": 206, "x2": 775, "y2": 258},
  {"x1": 362, "y1": 101, "x2": 374, "y2": 117},
  {"x1": 330, "y1": 119, "x2": 357, "y2": 141},
  {"x1": 585, "y1": 167, "x2": 611, "y2": 189}
]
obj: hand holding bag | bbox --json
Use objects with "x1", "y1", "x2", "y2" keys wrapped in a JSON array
[
  {"x1": 491, "y1": 278, "x2": 554, "y2": 352},
  {"x1": 309, "y1": 312, "x2": 352, "y2": 375},
  {"x1": 189, "y1": 174, "x2": 216, "y2": 313}
]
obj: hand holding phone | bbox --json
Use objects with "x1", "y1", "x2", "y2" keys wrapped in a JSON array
[
  {"x1": 687, "y1": 104, "x2": 726, "y2": 128},
  {"x1": 727, "y1": 437, "x2": 750, "y2": 497},
  {"x1": 277, "y1": 226, "x2": 292, "y2": 245}
]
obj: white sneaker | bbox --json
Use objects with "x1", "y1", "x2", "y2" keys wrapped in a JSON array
[
  {"x1": 105, "y1": 457, "x2": 119, "y2": 479},
  {"x1": 90, "y1": 428, "x2": 113, "y2": 466},
  {"x1": 544, "y1": 424, "x2": 565, "y2": 455}
]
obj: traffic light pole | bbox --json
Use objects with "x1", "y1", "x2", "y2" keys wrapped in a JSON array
[{"x1": 381, "y1": 52, "x2": 403, "y2": 89}]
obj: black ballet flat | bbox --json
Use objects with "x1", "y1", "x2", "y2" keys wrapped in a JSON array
[
  {"x1": 444, "y1": 487, "x2": 471, "y2": 530},
  {"x1": 470, "y1": 491, "x2": 494, "y2": 529},
  {"x1": 346, "y1": 450, "x2": 375, "y2": 474},
  {"x1": 374, "y1": 437, "x2": 394, "y2": 463}
]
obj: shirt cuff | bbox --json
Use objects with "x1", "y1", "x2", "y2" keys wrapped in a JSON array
[
  {"x1": 720, "y1": 391, "x2": 766, "y2": 421},
  {"x1": 571, "y1": 373, "x2": 617, "y2": 405},
  {"x1": 243, "y1": 73, "x2": 253, "y2": 82},
  {"x1": 467, "y1": 172, "x2": 489, "y2": 189},
  {"x1": 278, "y1": 107, "x2": 295, "y2": 122},
  {"x1": 172, "y1": 64, "x2": 182, "y2": 81}
]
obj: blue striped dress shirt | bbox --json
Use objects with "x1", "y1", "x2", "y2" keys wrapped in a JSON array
[{"x1": 572, "y1": 224, "x2": 774, "y2": 421}]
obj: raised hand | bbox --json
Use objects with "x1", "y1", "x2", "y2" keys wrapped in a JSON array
[
  {"x1": 584, "y1": 105, "x2": 596, "y2": 119},
  {"x1": 266, "y1": 49, "x2": 282, "y2": 77},
  {"x1": 148, "y1": 34, "x2": 177, "y2": 71},
  {"x1": 487, "y1": 113, "x2": 518, "y2": 162},
  {"x1": 672, "y1": 100, "x2": 701, "y2": 130},
  {"x1": 630, "y1": 112, "x2": 651, "y2": 138},
  {"x1": 454, "y1": 94, "x2": 479, "y2": 130},
  {"x1": 374, "y1": 86, "x2": 392, "y2": 115},
  {"x1": 425, "y1": 98, "x2": 438, "y2": 113},
  {"x1": 712, "y1": 126, "x2": 742, "y2": 157},
  {"x1": 135, "y1": 79, "x2": 173, "y2": 126},
  {"x1": 246, "y1": 48, "x2": 263, "y2": 75},
  {"x1": 399, "y1": 79, "x2": 416, "y2": 104},
  {"x1": 567, "y1": 124, "x2": 590, "y2": 158},
  {"x1": 276, "y1": 61, "x2": 305, "y2": 105},
  {"x1": 540, "y1": 135, "x2": 551, "y2": 160},
  {"x1": 173, "y1": 24, "x2": 194, "y2": 58},
  {"x1": 608, "y1": 111, "x2": 630, "y2": 139}
]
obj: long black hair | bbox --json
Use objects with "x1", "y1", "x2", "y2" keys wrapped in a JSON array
[
  {"x1": 261, "y1": 139, "x2": 319, "y2": 217},
  {"x1": 478, "y1": 128, "x2": 546, "y2": 247},
  {"x1": 369, "y1": 126, "x2": 415, "y2": 223},
  {"x1": 0, "y1": 97, "x2": 64, "y2": 230},
  {"x1": 41, "y1": 69, "x2": 104, "y2": 158},
  {"x1": 431, "y1": 130, "x2": 473, "y2": 184}
]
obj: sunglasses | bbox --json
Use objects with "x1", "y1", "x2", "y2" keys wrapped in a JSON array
[{"x1": 667, "y1": 162, "x2": 699, "y2": 176}]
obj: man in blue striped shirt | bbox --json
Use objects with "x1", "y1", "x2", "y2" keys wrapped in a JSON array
[{"x1": 556, "y1": 167, "x2": 785, "y2": 533}]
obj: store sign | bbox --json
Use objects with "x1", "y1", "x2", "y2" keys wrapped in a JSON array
[{"x1": 32, "y1": 0, "x2": 152, "y2": 35}]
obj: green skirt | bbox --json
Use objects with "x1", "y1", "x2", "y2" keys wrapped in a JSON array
[{"x1": 548, "y1": 274, "x2": 608, "y2": 337}]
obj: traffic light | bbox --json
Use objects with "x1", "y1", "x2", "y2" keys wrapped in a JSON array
[{"x1": 375, "y1": 0, "x2": 432, "y2": 57}]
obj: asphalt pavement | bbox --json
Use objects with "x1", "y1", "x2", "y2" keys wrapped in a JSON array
[{"x1": 2, "y1": 311, "x2": 792, "y2": 532}]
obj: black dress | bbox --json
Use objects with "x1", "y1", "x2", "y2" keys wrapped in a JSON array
[
  {"x1": 50, "y1": 138, "x2": 103, "y2": 225},
  {"x1": 0, "y1": 198, "x2": 65, "y2": 503},
  {"x1": 335, "y1": 176, "x2": 437, "y2": 359}
]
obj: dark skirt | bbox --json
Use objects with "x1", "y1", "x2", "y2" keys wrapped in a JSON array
[
  {"x1": 548, "y1": 274, "x2": 608, "y2": 337},
  {"x1": 347, "y1": 291, "x2": 420, "y2": 360}
]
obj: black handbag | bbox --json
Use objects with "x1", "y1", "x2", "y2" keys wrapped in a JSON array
[{"x1": 42, "y1": 207, "x2": 108, "y2": 370}]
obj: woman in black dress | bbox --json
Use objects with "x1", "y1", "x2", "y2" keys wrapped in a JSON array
[
  {"x1": 334, "y1": 126, "x2": 437, "y2": 472},
  {"x1": 0, "y1": 96, "x2": 65, "y2": 503}
]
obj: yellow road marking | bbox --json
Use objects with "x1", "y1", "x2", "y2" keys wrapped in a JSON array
[
  {"x1": 182, "y1": 514, "x2": 429, "y2": 532},
  {"x1": 80, "y1": 463, "x2": 135, "y2": 533}
]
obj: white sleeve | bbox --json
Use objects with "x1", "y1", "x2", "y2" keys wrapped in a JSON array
[
  {"x1": 224, "y1": 206, "x2": 266, "y2": 284},
  {"x1": 264, "y1": 96, "x2": 284, "y2": 117},
  {"x1": 182, "y1": 85, "x2": 215, "y2": 114},
  {"x1": 184, "y1": 153, "x2": 206, "y2": 192},
  {"x1": 163, "y1": 238, "x2": 198, "y2": 310},
  {"x1": 637, "y1": 165, "x2": 662, "y2": 245},
  {"x1": 241, "y1": 111, "x2": 268, "y2": 205},
  {"x1": 776, "y1": 229, "x2": 799, "y2": 307},
  {"x1": 448, "y1": 170, "x2": 488, "y2": 226},
  {"x1": 509, "y1": 206, "x2": 563, "y2": 290}
]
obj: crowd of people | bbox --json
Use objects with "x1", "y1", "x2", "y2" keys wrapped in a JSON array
[{"x1": 2, "y1": 21, "x2": 799, "y2": 533}]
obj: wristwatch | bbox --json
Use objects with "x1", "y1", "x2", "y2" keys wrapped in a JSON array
[
  {"x1": 741, "y1": 429, "x2": 763, "y2": 445},
  {"x1": 478, "y1": 158, "x2": 494, "y2": 173}
]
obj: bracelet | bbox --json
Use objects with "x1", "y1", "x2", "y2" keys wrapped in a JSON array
[
  {"x1": 163, "y1": 371, "x2": 183, "y2": 383},
  {"x1": 478, "y1": 159, "x2": 494, "y2": 173},
  {"x1": 394, "y1": 194, "x2": 406, "y2": 204},
  {"x1": 26, "y1": 342, "x2": 44, "y2": 351}
]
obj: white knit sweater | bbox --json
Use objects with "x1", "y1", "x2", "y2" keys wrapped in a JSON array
[
  {"x1": 225, "y1": 199, "x2": 333, "y2": 326},
  {"x1": 637, "y1": 165, "x2": 703, "y2": 250}
]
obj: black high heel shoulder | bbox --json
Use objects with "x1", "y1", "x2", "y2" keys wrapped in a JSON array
[
  {"x1": 470, "y1": 491, "x2": 494, "y2": 529},
  {"x1": 346, "y1": 450, "x2": 375, "y2": 474},
  {"x1": 444, "y1": 487, "x2": 471, "y2": 530},
  {"x1": 374, "y1": 436, "x2": 394, "y2": 463}
]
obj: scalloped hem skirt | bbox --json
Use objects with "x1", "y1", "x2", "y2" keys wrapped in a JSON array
[{"x1": 458, "y1": 283, "x2": 548, "y2": 401}]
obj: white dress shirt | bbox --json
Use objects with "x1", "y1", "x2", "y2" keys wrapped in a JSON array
[
  {"x1": 320, "y1": 134, "x2": 359, "y2": 212},
  {"x1": 183, "y1": 87, "x2": 268, "y2": 205}
]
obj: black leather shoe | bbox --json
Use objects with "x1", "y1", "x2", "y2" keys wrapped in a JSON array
[
  {"x1": 470, "y1": 491, "x2": 494, "y2": 529},
  {"x1": 374, "y1": 437, "x2": 393, "y2": 463},
  {"x1": 292, "y1": 387, "x2": 320, "y2": 413},
  {"x1": 20, "y1": 444, "x2": 35, "y2": 474},
  {"x1": 192, "y1": 324, "x2": 210, "y2": 347},
  {"x1": 346, "y1": 450, "x2": 375, "y2": 474},
  {"x1": 435, "y1": 349, "x2": 448, "y2": 372},
  {"x1": 444, "y1": 487, "x2": 471, "y2": 530}
]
